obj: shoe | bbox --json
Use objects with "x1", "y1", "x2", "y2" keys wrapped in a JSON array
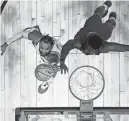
[
  {"x1": 38, "y1": 81, "x2": 50, "y2": 94},
  {"x1": 109, "y1": 12, "x2": 117, "y2": 19},
  {"x1": 104, "y1": 1, "x2": 112, "y2": 8},
  {"x1": 102, "y1": 1, "x2": 112, "y2": 17}
]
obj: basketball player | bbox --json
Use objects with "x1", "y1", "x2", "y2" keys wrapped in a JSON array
[
  {"x1": 1, "y1": 25, "x2": 62, "y2": 93},
  {"x1": 60, "y1": 0, "x2": 129, "y2": 74}
]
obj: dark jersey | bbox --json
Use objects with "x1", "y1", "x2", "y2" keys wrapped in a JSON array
[{"x1": 60, "y1": 14, "x2": 113, "y2": 62}]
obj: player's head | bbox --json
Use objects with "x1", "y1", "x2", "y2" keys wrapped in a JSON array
[
  {"x1": 87, "y1": 34, "x2": 103, "y2": 50},
  {"x1": 39, "y1": 35, "x2": 54, "y2": 56}
]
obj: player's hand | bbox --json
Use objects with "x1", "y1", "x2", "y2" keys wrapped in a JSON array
[
  {"x1": 52, "y1": 64, "x2": 59, "y2": 78},
  {"x1": 60, "y1": 62, "x2": 68, "y2": 74},
  {"x1": 0, "y1": 42, "x2": 8, "y2": 56},
  {"x1": 52, "y1": 64, "x2": 59, "y2": 72}
]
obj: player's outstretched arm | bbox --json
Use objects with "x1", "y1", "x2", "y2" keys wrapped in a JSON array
[
  {"x1": 1, "y1": 25, "x2": 42, "y2": 56},
  {"x1": 100, "y1": 41, "x2": 129, "y2": 53},
  {"x1": 60, "y1": 39, "x2": 76, "y2": 74},
  {"x1": 0, "y1": 30, "x2": 30, "y2": 56}
]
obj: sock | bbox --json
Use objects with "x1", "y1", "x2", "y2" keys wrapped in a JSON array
[
  {"x1": 103, "y1": 4, "x2": 109, "y2": 12},
  {"x1": 109, "y1": 17, "x2": 116, "y2": 20}
]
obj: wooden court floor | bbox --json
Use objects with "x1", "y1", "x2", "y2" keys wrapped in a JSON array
[{"x1": 0, "y1": 1, "x2": 129, "y2": 121}]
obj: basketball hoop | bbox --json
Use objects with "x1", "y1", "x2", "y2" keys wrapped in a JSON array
[{"x1": 69, "y1": 65, "x2": 105, "y2": 121}]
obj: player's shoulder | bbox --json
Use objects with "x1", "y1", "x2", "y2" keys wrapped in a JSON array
[
  {"x1": 72, "y1": 39, "x2": 82, "y2": 49},
  {"x1": 28, "y1": 29, "x2": 43, "y2": 45}
]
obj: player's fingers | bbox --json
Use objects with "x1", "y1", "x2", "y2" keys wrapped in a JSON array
[
  {"x1": 65, "y1": 66, "x2": 68, "y2": 73},
  {"x1": 1, "y1": 52, "x2": 3, "y2": 56},
  {"x1": 61, "y1": 67, "x2": 63, "y2": 74},
  {"x1": 63, "y1": 68, "x2": 66, "y2": 74},
  {"x1": 63, "y1": 67, "x2": 66, "y2": 74},
  {"x1": 64, "y1": 69, "x2": 66, "y2": 74},
  {"x1": 66, "y1": 67, "x2": 68, "y2": 72}
]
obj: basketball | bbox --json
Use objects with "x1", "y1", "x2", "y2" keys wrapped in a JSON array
[{"x1": 35, "y1": 63, "x2": 55, "y2": 82}]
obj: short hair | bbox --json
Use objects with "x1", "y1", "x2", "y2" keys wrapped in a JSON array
[
  {"x1": 87, "y1": 35, "x2": 103, "y2": 49},
  {"x1": 40, "y1": 35, "x2": 54, "y2": 45}
]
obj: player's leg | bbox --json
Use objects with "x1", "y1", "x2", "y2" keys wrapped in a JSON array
[
  {"x1": 105, "y1": 12, "x2": 117, "y2": 30},
  {"x1": 94, "y1": 1, "x2": 112, "y2": 18},
  {"x1": 83, "y1": 1, "x2": 112, "y2": 28},
  {"x1": 100, "y1": 42, "x2": 129, "y2": 53},
  {"x1": 101, "y1": 12, "x2": 117, "y2": 41}
]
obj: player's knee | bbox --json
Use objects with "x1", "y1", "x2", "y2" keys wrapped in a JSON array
[
  {"x1": 107, "y1": 12, "x2": 117, "y2": 28},
  {"x1": 106, "y1": 19, "x2": 116, "y2": 29},
  {"x1": 111, "y1": 20, "x2": 116, "y2": 28}
]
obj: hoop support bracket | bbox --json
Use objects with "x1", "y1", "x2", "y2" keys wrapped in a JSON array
[{"x1": 79, "y1": 100, "x2": 95, "y2": 121}]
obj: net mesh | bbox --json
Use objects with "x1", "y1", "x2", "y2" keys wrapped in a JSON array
[{"x1": 69, "y1": 66, "x2": 104, "y2": 100}]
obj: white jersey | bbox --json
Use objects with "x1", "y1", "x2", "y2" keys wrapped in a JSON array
[
  {"x1": 6, "y1": 25, "x2": 62, "y2": 65},
  {"x1": 25, "y1": 26, "x2": 62, "y2": 65},
  {"x1": 34, "y1": 39, "x2": 62, "y2": 65}
]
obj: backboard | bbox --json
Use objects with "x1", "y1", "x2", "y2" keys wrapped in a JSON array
[
  {"x1": 15, "y1": 66, "x2": 129, "y2": 121},
  {"x1": 15, "y1": 107, "x2": 129, "y2": 121}
]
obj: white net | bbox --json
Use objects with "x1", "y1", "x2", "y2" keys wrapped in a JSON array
[{"x1": 69, "y1": 66, "x2": 105, "y2": 101}]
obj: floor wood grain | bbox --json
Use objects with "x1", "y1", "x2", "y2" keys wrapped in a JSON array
[{"x1": 0, "y1": 1, "x2": 129, "y2": 121}]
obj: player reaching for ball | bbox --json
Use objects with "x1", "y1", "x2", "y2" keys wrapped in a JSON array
[
  {"x1": 60, "y1": 0, "x2": 129, "y2": 74},
  {"x1": 0, "y1": 25, "x2": 62, "y2": 94}
]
